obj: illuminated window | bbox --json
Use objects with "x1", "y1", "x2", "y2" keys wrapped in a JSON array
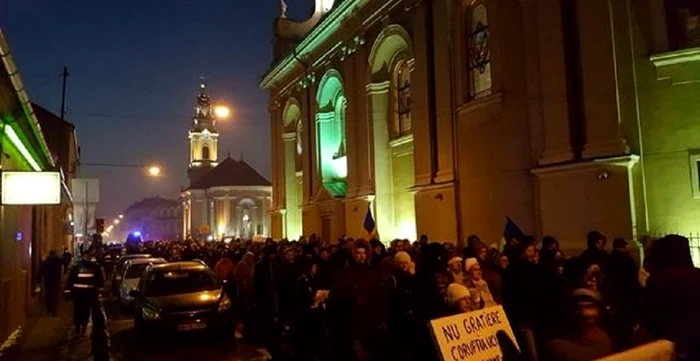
[
  {"x1": 666, "y1": 0, "x2": 700, "y2": 50},
  {"x1": 466, "y1": 0, "x2": 492, "y2": 100},
  {"x1": 689, "y1": 153, "x2": 700, "y2": 199},
  {"x1": 296, "y1": 118, "x2": 303, "y2": 172},
  {"x1": 202, "y1": 146, "x2": 210, "y2": 160},
  {"x1": 394, "y1": 60, "x2": 412, "y2": 138}
]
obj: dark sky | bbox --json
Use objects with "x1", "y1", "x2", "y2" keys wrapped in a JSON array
[{"x1": 1, "y1": 0, "x2": 313, "y2": 219}]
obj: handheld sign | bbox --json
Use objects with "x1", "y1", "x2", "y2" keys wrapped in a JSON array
[{"x1": 429, "y1": 306, "x2": 519, "y2": 361}]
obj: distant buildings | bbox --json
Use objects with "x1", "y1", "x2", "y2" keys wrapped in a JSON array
[
  {"x1": 0, "y1": 31, "x2": 79, "y2": 347},
  {"x1": 181, "y1": 82, "x2": 272, "y2": 240},
  {"x1": 261, "y1": 0, "x2": 700, "y2": 254},
  {"x1": 119, "y1": 197, "x2": 181, "y2": 241}
]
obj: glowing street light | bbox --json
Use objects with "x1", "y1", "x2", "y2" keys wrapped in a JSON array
[
  {"x1": 118, "y1": 214, "x2": 124, "y2": 219},
  {"x1": 148, "y1": 166, "x2": 161, "y2": 177},
  {"x1": 113, "y1": 219, "x2": 120, "y2": 225},
  {"x1": 214, "y1": 105, "x2": 231, "y2": 119}
]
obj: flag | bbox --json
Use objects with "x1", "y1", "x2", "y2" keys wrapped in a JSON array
[
  {"x1": 363, "y1": 204, "x2": 376, "y2": 236},
  {"x1": 503, "y1": 216, "x2": 524, "y2": 240}
]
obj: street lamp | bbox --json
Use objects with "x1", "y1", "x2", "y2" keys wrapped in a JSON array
[
  {"x1": 214, "y1": 104, "x2": 231, "y2": 119},
  {"x1": 148, "y1": 166, "x2": 161, "y2": 177},
  {"x1": 113, "y1": 219, "x2": 120, "y2": 225},
  {"x1": 118, "y1": 214, "x2": 123, "y2": 219}
]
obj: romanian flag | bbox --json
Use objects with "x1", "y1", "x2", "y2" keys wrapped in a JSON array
[{"x1": 363, "y1": 204, "x2": 376, "y2": 237}]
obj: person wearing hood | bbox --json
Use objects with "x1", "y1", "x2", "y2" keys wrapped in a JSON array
[
  {"x1": 464, "y1": 258, "x2": 497, "y2": 310},
  {"x1": 384, "y1": 251, "x2": 422, "y2": 361},
  {"x1": 643, "y1": 234, "x2": 700, "y2": 359},
  {"x1": 447, "y1": 256, "x2": 466, "y2": 285},
  {"x1": 580, "y1": 231, "x2": 608, "y2": 272},
  {"x1": 607, "y1": 238, "x2": 640, "y2": 350}
]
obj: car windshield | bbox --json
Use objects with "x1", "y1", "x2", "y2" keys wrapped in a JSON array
[{"x1": 145, "y1": 270, "x2": 219, "y2": 297}]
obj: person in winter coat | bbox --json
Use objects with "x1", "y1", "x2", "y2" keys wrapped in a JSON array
[
  {"x1": 464, "y1": 258, "x2": 497, "y2": 310},
  {"x1": 39, "y1": 250, "x2": 63, "y2": 316},
  {"x1": 503, "y1": 242, "x2": 545, "y2": 361},
  {"x1": 294, "y1": 258, "x2": 320, "y2": 361},
  {"x1": 252, "y1": 245, "x2": 277, "y2": 345},
  {"x1": 233, "y1": 252, "x2": 255, "y2": 339},
  {"x1": 643, "y1": 234, "x2": 700, "y2": 359},
  {"x1": 316, "y1": 246, "x2": 334, "y2": 290},
  {"x1": 547, "y1": 289, "x2": 613, "y2": 361},
  {"x1": 384, "y1": 251, "x2": 421, "y2": 361},
  {"x1": 213, "y1": 253, "x2": 235, "y2": 283},
  {"x1": 276, "y1": 245, "x2": 301, "y2": 336},
  {"x1": 446, "y1": 283, "x2": 472, "y2": 314},
  {"x1": 447, "y1": 256, "x2": 465, "y2": 285},
  {"x1": 607, "y1": 238, "x2": 640, "y2": 350},
  {"x1": 329, "y1": 240, "x2": 383, "y2": 361},
  {"x1": 580, "y1": 231, "x2": 608, "y2": 272}
]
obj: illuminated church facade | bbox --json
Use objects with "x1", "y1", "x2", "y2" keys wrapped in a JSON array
[
  {"x1": 181, "y1": 82, "x2": 272, "y2": 240},
  {"x1": 261, "y1": 0, "x2": 700, "y2": 254}
]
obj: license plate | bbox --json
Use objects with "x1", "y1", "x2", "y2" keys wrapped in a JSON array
[{"x1": 177, "y1": 322, "x2": 206, "y2": 331}]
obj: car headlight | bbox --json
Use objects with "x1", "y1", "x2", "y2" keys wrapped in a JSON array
[
  {"x1": 142, "y1": 307, "x2": 162, "y2": 320},
  {"x1": 218, "y1": 294, "x2": 232, "y2": 313}
]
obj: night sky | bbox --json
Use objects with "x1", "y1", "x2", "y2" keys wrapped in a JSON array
[{"x1": 1, "y1": 0, "x2": 313, "y2": 219}]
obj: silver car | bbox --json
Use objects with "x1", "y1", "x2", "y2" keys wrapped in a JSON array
[{"x1": 119, "y1": 257, "x2": 167, "y2": 308}]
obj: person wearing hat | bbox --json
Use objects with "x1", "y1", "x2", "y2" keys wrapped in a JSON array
[
  {"x1": 546, "y1": 289, "x2": 613, "y2": 361},
  {"x1": 447, "y1": 256, "x2": 466, "y2": 286},
  {"x1": 464, "y1": 257, "x2": 497, "y2": 310},
  {"x1": 447, "y1": 283, "x2": 473, "y2": 314}
]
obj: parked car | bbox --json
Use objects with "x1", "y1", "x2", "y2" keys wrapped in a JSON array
[
  {"x1": 119, "y1": 257, "x2": 167, "y2": 309},
  {"x1": 111, "y1": 254, "x2": 152, "y2": 295},
  {"x1": 129, "y1": 262, "x2": 233, "y2": 334}
]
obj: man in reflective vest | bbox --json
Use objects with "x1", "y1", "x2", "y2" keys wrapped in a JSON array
[{"x1": 66, "y1": 250, "x2": 104, "y2": 337}]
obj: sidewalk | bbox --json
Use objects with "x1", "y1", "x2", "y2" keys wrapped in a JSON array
[{"x1": 1, "y1": 294, "x2": 93, "y2": 361}]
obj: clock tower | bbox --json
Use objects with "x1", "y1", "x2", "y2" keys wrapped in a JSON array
[{"x1": 187, "y1": 80, "x2": 219, "y2": 185}]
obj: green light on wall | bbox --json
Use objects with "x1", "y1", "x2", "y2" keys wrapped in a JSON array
[{"x1": 5, "y1": 124, "x2": 41, "y2": 171}]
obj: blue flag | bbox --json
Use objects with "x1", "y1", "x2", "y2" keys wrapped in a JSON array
[
  {"x1": 363, "y1": 204, "x2": 376, "y2": 236},
  {"x1": 503, "y1": 216, "x2": 524, "y2": 239}
]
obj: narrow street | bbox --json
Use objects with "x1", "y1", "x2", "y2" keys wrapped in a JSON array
[{"x1": 102, "y1": 299, "x2": 268, "y2": 361}]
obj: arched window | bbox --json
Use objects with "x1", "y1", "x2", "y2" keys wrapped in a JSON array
[
  {"x1": 394, "y1": 60, "x2": 412, "y2": 138},
  {"x1": 466, "y1": 0, "x2": 492, "y2": 100},
  {"x1": 202, "y1": 146, "x2": 210, "y2": 160},
  {"x1": 666, "y1": 0, "x2": 700, "y2": 50}
]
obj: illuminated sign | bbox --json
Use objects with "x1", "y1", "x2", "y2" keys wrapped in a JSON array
[{"x1": 1, "y1": 171, "x2": 61, "y2": 205}]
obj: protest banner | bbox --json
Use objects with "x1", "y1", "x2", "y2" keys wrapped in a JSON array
[
  {"x1": 594, "y1": 340, "x2": 674, "y2": 361},
  {"x1": 429, "y1": 306, "x2": 518, "y2": 361}
]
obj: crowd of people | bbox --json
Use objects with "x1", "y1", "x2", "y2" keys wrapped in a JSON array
[{"x1": 93, "y1": 230, "x2": 700, "y2": 361}]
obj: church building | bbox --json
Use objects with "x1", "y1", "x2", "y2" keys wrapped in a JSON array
[
  {"x1": 181, "y1": 81, "x2": 272, "y2": 240},
  {"x1": 261, "y1": 0, "x2": 700, "y2": 256}
]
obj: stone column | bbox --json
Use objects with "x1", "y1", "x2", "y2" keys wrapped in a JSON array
[
  {"x1": 366, "y1": 81, "x2": 395, "y2": 238},
  {"x1": 576, "y1": 0, "x2": 630, "y2": 159},
  {"x1": 535, "y1": 0, "x2": 574, "y2": 164},
  {"x1": 235, "y1": 206, "x2": 242, "y2": 238}
]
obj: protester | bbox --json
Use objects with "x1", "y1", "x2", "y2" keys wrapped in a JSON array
[
  {"x1": 384, "y1": 251, "x2": 421, "y2": 361},
  {"x1": 580, "y1": 231, "x2": 608, "y2": 271},
  {"x1": 547, "y1": 289, "x2": 612, "y2": 361},
  {"x1": 446, "y1": 283, "x2": 471, "y2": 314},
  {"x1": 607, "y1": 238, "x2": 640, "y2": 350},
  {"x1": 643, "y1": 234, "x2": 700, "y2": 359},
  {"x1": 447, "y1": 256, "x2": 465, "y2": 285},
  {"x1": 464, "y1": 257, "x2": 497, "y2": 310}
]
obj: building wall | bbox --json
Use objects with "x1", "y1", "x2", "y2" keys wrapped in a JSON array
[
  {"x1": 263, "y1": 0, "x2": 695, "y2": 250},
  {"x1": 634, "y1": 0, "x2": 700, "y2": 236}
]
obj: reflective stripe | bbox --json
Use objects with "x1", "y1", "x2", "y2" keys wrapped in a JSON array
[
  {"x1": 78, "y1": 273, "x2": 94, "y2": 278},
  {"x1": 73, "y1": 284, "x2": 94, "y2": 288}
]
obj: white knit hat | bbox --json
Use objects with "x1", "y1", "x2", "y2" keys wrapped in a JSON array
[
  {"x1": 394, "y1": 251, "x2": 412, "y2": 263},
  {"x1": 448, "y1": 256, "x2": 464, "y2": 267},
  {"x1": 447, "y1": 283, "x2": 471, "y2": 306},
  {"x1": 465, "y1": 258, "x2": 479, "y2": 271}
]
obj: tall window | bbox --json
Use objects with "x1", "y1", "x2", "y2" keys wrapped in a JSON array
[
  {"x1": 295, "y1": 118, "x2": 303, "y2": 171},
  {"x1": 466, "y1": 0, "x2": 492, "y2": 100},
  {"x1": 202, "y1": 146, "x2": 210, "y2": 160},
  {"x1": 667, "y1": 0, "x2": 700, "y2": 50},
  {"x1": 395, "y1": 60, "x2": 412, "y2": 138}
]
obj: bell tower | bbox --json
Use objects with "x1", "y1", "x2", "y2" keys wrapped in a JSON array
[{"x1": 187, "y1": 79, "x2": 219, "y2": 185}]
